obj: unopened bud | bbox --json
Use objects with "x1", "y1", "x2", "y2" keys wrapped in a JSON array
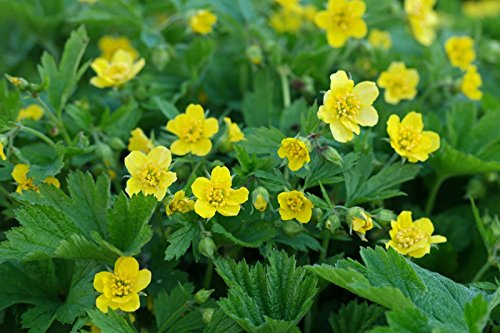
[
  {"x1": 347, "y1": 207, "x2": 373, "y2": 236},
  {"x1": 325, "y1": 214, "x2": 341, "y2": 232},
  {"x1": 108, "y1": 137, "x2": 126, "y2": 150},
  {"x1": 311, "y1": 208, "x2": 323, "y2": 223},
  {"x1": 246, "y1": 45, "x2": 263, "y2": 65},
  {"x1": 194, "y1": 289, "x2": 214, "y2": 304},
  {"x1": 252, "y1": 186, "x2": 269, "y2": 212},
  {"x1": 198, "y1": 236, "x2": 216, "y2": 259},
  {"x1": 95, "y1": 143, "x2": 115, "y2": 168},
  {"x1": 152, "y1": 44, "x2": 171, "y2": 71},
  {"x1": 282, "y1": 220, "x2": 303, "y2": 237},
  {"x1": 201, "y1": 308, "x2": 215, "y2": 324},
  {"x1": 373, "y1": 209, "x2": 396, "y2": 225},
  {"x1": 322, "y1": 146, "x2": 343, "y2": 166}
]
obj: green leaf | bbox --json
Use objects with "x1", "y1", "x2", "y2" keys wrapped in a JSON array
[
  {"x1": 328, "y1": 301, "x2": 385, "y2": 333},
  {"x1": 240, "y1": 126, "x2": 285, "y2": 156},
  {"x1": 203, "y1": 309, "x2": 242, "y2": 333},
  {"x1": 107, "y1": 193, "x2": 156, "y2": 254},
  {"x1": 212, "y1": 214, "x2": 277, "y2": 249},
  {"x1": 241, "y1": 71, "x2": 281, "y2": 127},
  {"x1": 22, "y1": 142, "x2": 65, "y2": 182},
  {"x1": 164, "y1": 223, "x2": 198, "y2": 261},
  {"x1": 154, "y1": 284, "x2": 205, "y2": 333},
  {"x1": 214, "y1": 250, "x2": 318, "y2": 333},
  {"x1": 87, "y1": 309, "x2": 137, "y2": 333},
  {"x1": 37, "y1": 26, "x2": 89, "y2": 112},
  {"x1": 308, "y1": 247, "x2": 496, "y2": 332},
  {"x1": 279, "y1": 98, "x2": 308, "y2": 133},
  {"x1": 464, "y1": 294, "x2": 490, "y2": 333},
  {"x1": 274, "y1": 232, "x2": 322, "y2": 252},
  {"x1": 154, "y1": 96, "x2": 180, "y2": 120},
  {"x1": 99, "y1": 102, "x2": 141, "y2": 140},
  {"x1": 300, "y1": 102, "x2": 320, "y2": 135}
]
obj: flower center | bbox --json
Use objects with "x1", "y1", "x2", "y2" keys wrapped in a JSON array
[
  {"x1": 287, "y1": 197, "x2": 303, "y2": 211},
  {"x1": 333, "y1": 92, "x2": 360, "y2": 119},
  {"x1": 395, "y1": 226, "x2": 426, "y2": 249},
  {"x1": 389, "y1": 78, "x2": 407, "y2": 96},
  {"x1": 206, "y1": 186, "x2": 226, "y2": 207},
  {"x1": 140, "y1": 164, "x2": 165, "y2": 187},
  {"x1": 111, "y1": 274, "x2": 133, "y2": 297},
  {"x1": 287, "y1": 142, "x2": 306, "y2": 159},
  {"x1": 21, "y1": 179, "x2": 39, "y2": 192},
  {"x1": 183, "y1": 120, "x2": 203, "y2": 143},
  {"x1": 398, "y1": 126, "x2": 421, "y2": 151},
  {"x1": 106, "y1": 63, "x2": 130, "y2": 81},
  {"x1": 331, "y1": 10, "x2": 352, "y2": 31}
]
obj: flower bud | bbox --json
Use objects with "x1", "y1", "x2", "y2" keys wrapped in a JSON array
[
  {"x1": 325, "y1": 214, "x2": 340, "y2": 232},
  {"x1": 152, "y1": 44, "x2": 171, "y2": 71},
  {"x1": 252, "y1": 186, "x2": 269, "y2": 212},
  {"x1": 311, "y1": 208, "x2": 323, "y2": 223},
  {"x1": 5, "y1": 74, "x2": 29, "y2": 89},
  {"x1": 297, "y1": 136, "x2": 313, "y2": 153},
  {"x1": 246, "y1": 44, "x2": 263, "y2": 65},
  {"x1": 282, "y1": 220, "x2": 303, "y2": 237},
  {"x1": 373, "y1": 209, "x2": 396, "y2": 225},
  {"x1": 322, "y1": 146, "x2": 343, "y2": 166},
  {"x1": 198, "y1": 236, "x2": 216, "y2": 259},
  {"x1": 201, "y1": 308, "x2": 215, "y2": 324},
  {"x1": 347, "y1": 207, "x2": 373, "y2": 236},
  {"x1": 95, "y1": 143, "x2": 115, "y2": 168},
  {"x1": 194, "y1": 288, "x2": 214, "y2": 304},
  {"x1": 109, "y1": 137, "x2": 126, "y2": 150}
]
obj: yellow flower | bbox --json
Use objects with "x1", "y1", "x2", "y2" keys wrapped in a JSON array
[
  {"x1": 189, "y1": 10, "x2": 217, "y2": 35},
  {"x1": 166, "y1": 190, "x2": 195, "y2": 216},
  {"x1": 405, "y1": 0, "x2": 438, "y2": 46},
  {"x1": 386, "y1": 211, "x2": 446, "y2": 258},
  {"x1": 128, "y1": 128, "x2": 154, "y2": 153},
  {"x1": 314, "y1": 0, "x2": 367, "y2": 48},
  {"x1": 11, "y1": 164, "x2": 60, "y2": 193},
  {"x1": 246, "y1": 45, "x2": 263, "y2": 65},
  {"x1": 377, "y1": 62, "x2": 419, "y2": 105},
  {"x1": 302, "y1": 5, "x2": 318, "y2": 21},
  {"x1": 462, "y1": 0, "x2": 500, "y2": 19},
  {"x1": 90, "y1": 49, "x2": 145, "y2": 88},
  {"x1": 17, "y1": 104, "x2": 44, "y2": 121},
  {"x1": 278, "y1": 138, "x2": 311, "y2": 171},
  {"x1": 368, "y1": 29, "x2": 392, "y2": 50},
  {"x1": 387, "y1": 112, "x2": 440, "y2": 163},
  {"x1": 0, "y1": 143, "x2": 6, "y2": 161},
  {"x1": 278, "y1": 190, "x2": 313, "y2": 223},
  {"x1": 461, "y1": 65, "x2": 483, "y2": 101},
  {"x1": 191, "y1": 166, "x2": 249, "y2": 219},
  {"x1": 224, "y1": 117, "x2": 245, "y2": 143},
  {"x1": 166, "y1": 104, "x2": 219, "y2": 156},
  {"x1": 269, "y1": 8, "x2": 303, "y2": 33},
  {"x1": 124, "y1": 146, "x2": 177, "y2": 201},
  {"x1": 93, "y1": 256, "x2": 151, "y2": 313},
  {"x1": 445, "y1": 36, "x2": 476, "y2": 70},
  {"x1": 98, "y1": 35, "x2": 139, "y2": 61},
  {"x1": 318, "y1": 70, "x2": 379, "y2": 143},
  {"x1": 351, "y1": 211, "x2": 373, "y2": 235}
]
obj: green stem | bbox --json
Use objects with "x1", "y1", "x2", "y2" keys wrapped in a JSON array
[
  {"x1": 19, "y1": 125, "x2": 56, "y2": 148},
  {"x1": 278, "y1": 66, "x2": 291, "y2": 108},
  {"x1": 472, "y1": 261, "x2": 491, "y2": 282},
  {"x1": 36, "y1": 97, "x2": 71, "y2": 144},
  {"x1": 424, "y1": 175, "x2": 446, "y2": 215},
  {"x1": 319, "y1": 233, "x2": 331, "y2": 262},
  {"x1": 203, "y1": 260, "x2": 214, "y2": 289}
]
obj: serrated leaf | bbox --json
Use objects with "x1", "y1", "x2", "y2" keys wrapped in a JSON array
[
  {"x1": 164, "y1": 224, "x2": 197, "y2": 261},
  {"x1": 87, "y1": 309, "x2": 137, "y2": 333},
  {"x1": 212, "y1": 218, "x2": 277, "y2": 249},
  {"x1": 241, "y1": 71, "x2": 281, "y2": 127},
  {"x1": 240, "y1": 127, "x2": 285, "y2": 156},
  {"x1": 214, "y1": 250, "x2": 318, "y2": 333},
  {"x1": 203, "y1": 308, "x2": 242, "y2": 333},
  {"x1": 99, "y1": 102, "x2": 141, "y2": 140},
  {"x1": 464, "y1": 294, "x2": 490, "y2": 333},
  {"x1": 308, "y1": 247, "x2": 496, "y2": 332},
  {"x1": 328, "y1": 301, "x2": 385, "y2": 333}
]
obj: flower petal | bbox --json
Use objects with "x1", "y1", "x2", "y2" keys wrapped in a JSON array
[
  {"x1": 413, "y1": 218, "x2": 434, "y2": 235},
  {"x1": 185, "y1": 104, "x2": 205, "y2": 121},
  {"x1": 134, "y1": 269, "x2": 152, "y2": 292},
  {"x1": 12, "y1": 164, "x2": 29, "y2": 184},
  {"x1": 170, "y1": 140, "x2": 191, "y2": 156},
  {"x1": 126, "y1": 177, "x2": 142, "y2": 197},
  {"x1": 295, "y1": 206, "x2": 312, "y2": 223},
  {"x1": 90, "y1": 76, "x2": 113, "y2": 88},
  {"x1": 217, "y1": 204, "x2": 241, "y2": 216},
  {"x1": 430, "y1": 235, "x2": 447, "y2": 244},
  {"x1": 349, "y1": 19, "x2": 367, "y2": 38},
  {"x1": 354, "y1": 81, "x2": 379, "y2": 105},
  {"x1": 195, "y1": 200, "x2": 217, "y2": 218},
  {"x1": 125, "y1": 151, "x2": 147, "y2": 176},
  {"x1": 329, "y1": 122, "x2": 354, "y2": 143},
  {"x1": 115, "y1": 256, "x2": 139, "y2": 278},
  {"x1": 117, "y1": 293, "x2": 140, "y2": 312},
  {"x1": 422, "y1": 131, "x2": 440, "y2": 153},
  {"x1": 94, "y1": 271, "x2": 114, "y2": 293},
  {"x1": 204, "y1": 118, "x2": 219, "y2": 138},
  {"x1": 226, "y1": 187, "x2": 249, "y2": 205},
  {"x1": 314, "y1": 11, "x2": 330, "y2": 29},
  {"x1": 356, "y1": 106, "x2": 378, "y2": 127},
  {"x1": 191, "y1": 177, "x2": 211, "y2": 199},
  {"x1": 211, "y1": 166, "x2": 232, "y2": 188},
  {"x1": 402, "y1": 111, "x2": 423, "y2": 132},
  {"x1": 190, "y1": 139, "x2": 212, "y2": 156},
  {"x1": 147, "y1": 146, "x2": 172, "y2": 168},
  {"x1": 327, "y1": 30, "x2": 348, "y2": 48},
  {"x1": 96, "y1": 294, "x2": 111, "y2": 313},
  {"x1": 397, "y1": 211, "x2": 413, "y2": 228}
]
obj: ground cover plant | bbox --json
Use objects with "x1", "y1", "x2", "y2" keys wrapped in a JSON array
[{"x1": 0, "y1": 0, "x2": 499, "y2": 332}]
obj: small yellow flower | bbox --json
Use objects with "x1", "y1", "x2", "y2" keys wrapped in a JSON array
[
  {"x1": 189, "y1": 10, "x2": 217, "y2": 35},
  {"x1": 124, "y1": 146, "x2": 177, "y2": 201},
  {"x1": 17, "y1": 104, "x2": 44, "y2": 121},
  {"x1": 166, "y1": 104, "x2": 219, "y2": 156},
  {"x1": 277, "y1": 190, "x2": 314, "y2": 223},
  {"x1": 98, "y1": 35, "x2": 139, "y2": 61},
  {"x1": 318, "y1": 70, "x2": 379, "y2": 143},
  {"x1": 405, "y1": 0, "x2": 438, "y2": 46},
  {"x1": 351, "y1": 211, "x2": 373, "y2": 235},
  {"x1": 11, "y1": 164, "x2": 60, "y2": 193},
  {"x1": 269, "y1": 8, "x2": 303, "y2": 33},
  {"x1": 191, "y1": 166, "x2": 249, "y2": 219},
  {"x1": 0, "y1": 143, "x2": 6, "y2": 161},
  {"x1": 462, "y1": 0, "x2": 500, "y2": 19},
  {"x1": 368, "y1": 29, "x2": 392, "y2": 50},
  {"x1": 377, "y1": 62, "x2": 419, "y2": 105},
  {"x1": 386, "y1": 211, "x2": 446, "y2": 258},
  {"x1": 90, "y1": 49, "x2": 145, "y2": 88},
  {"x1": 314, "y1": 0, "x2": 367, "y2": 48},
  {"x1": 302, "y1": 5, "x2": 318, "y2": 21},
  {"x1": 224, "y1": 117, "x2": 245, "y2": 143},
  {"x1": 93, "y1": 256, "x2": 152, "y2": 313},
  {"x1": 128, "y1": 128, "x2": 154, "y2": 153},
  {"x1": 246, "y1": 45, "x2": 264, "y2": 65},
  {"x1": 166, "y1": 190, "x2": 195, "y2": 216},
  {"x1": 278, "y1": 138, "x2": 311, "y2": 171},
  {"x1": 445, "y1": 36, "x2": 476, "y2": 70},
  {"x1": 461, "y1": 65, "x2": 483, "y2": 101},
  {"x1": 387, "y1": 112, "x2": 440, "y2": 163}
]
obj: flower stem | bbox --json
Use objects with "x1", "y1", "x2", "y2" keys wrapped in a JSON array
[
  {"x1": 19, "y1": 125, "x2": 56, "y2": 148},
  {"x1": 278, "y1": 66, "x2": 291, "y2": 108},
  {"x1": 36, "y1": 97, "x2": 71, "y2": 144},
  {"x1": 424, "y1": 175, "x2": 446, "y2": 215},
  {"x1": 203, "y1": 260, "x2": 214, "y2": 289},
  {"x1": 472, "y1": 261, "x2": 491, "y2": 282}
]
